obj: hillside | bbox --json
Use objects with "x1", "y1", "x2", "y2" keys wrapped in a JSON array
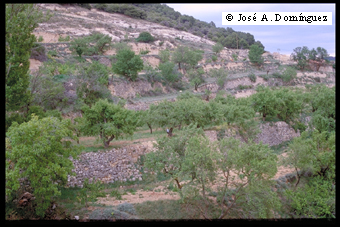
[{"x1": 6, "y1": 3, "x2": 335, "y2": 221}]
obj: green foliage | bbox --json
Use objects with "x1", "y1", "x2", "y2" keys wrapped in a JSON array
[
  {"x1": 238, "y1": 84, "x2": 253, "y2": 90},
  {"x1": 209, "y1": 68, "x2": 228, "y2": 89},
  {"x1": 136, "y1": 32, "x2": 154, "y2": 43},
  {"x1": 281, "y1": 66, "x2": 297, "y2": 83},
  {"x1": 251, "y1": 86, "x2": 280, "y2": 121},
  {"x1": 37, "y1": 36, "x2": 44, "y2": 42},
  {"x1": 94, "y1": 4, "x2": 147, "y2": 20},
  {"x1": 69, "y1": 33, "x2": 112, "y2": 57},
  {"x1": 248, "y1": 73, "x2": 256, "y2": 82},
  {"x1": 284, "y1": 176, "x2": 335, "y2": 218},
  {"x1": 5, "y1": 112, "x2": 25, "y2": 132},
  {"x1": 29, "y1": 71, "x2": 69, "y2": 111},
  {"x1": 308, "y1": 85, "x2": 335, "y2": 133},
  {"x1": 171, "y1": 45, "x2": 203, "y2": 71},
  {"x1": 139, "y1": 48, "x2": 150, "y2": 55},
  {"x1": 188, "y1": 67, "x2": 205, "y2": 90},
  {"x1": 158, "y1": 61, "x2": 182, "y2": 86},
  {"x1": 159, "y1": 49, "x2": 170, "y2": 63},
  {"x1": 6, "y1": 4, "x2": 50, "y2": 111},
  {"x1": 232, "y1": 53, "x2": 238, "y2": 61},
  {"x1": 77, "y1": 178, "x2": 105, "y2": 207},
  {"x1": 116, "y1": 202, "x2": 137, "y2": 215},
  {"x1": 112, "y1": 49, "x2": 144, "y2": 81},
  {"x1": 58, "y1": 35, "x2": 70, "y2": 42},
  {"x1": 217, "y1": 137, "x2": 281, "y2": 219},
  {"x1": 248, "y1": 44, "x2": 264, "y2": 67},
  {"x1": 75, "y1": 60, "x2": 111, "y2": 106},
  {"x1": 81, "y1": 99, "x2": 139, "y2": 147},
  {"x1": 6, "y1": 115, "x2": 81, "y2": 217},
  {"x1": 144, "y1": 124, "x2": 207, "y2": 189},
  {"x1": 112, "y1": 42, "x2": 131, "y2": 52},
  {"x1": 211, "y1": 55, "x2": 217, "y2": 62},
  {"x1": 212, "y1": 42, "x2": 223, "y2": 55},
  {"x1": 109, "y1": 189, "x2": 122, "y2": 200}
]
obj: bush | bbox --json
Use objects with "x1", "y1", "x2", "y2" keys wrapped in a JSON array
[
  {"x1": 116, "y1": 202, "x2": 137, "y2": 215},
  {"x1": 259, "y1": 74, "x2": 270, "y2": 81},
  {"x1": 211, "y1": 55, "x2": 217, "y2": 62},
  {"x1": 30, "y1": 43, "x2": 47, "y2": 62},
  {"x1": 238, "y1": 84, "x2": 253, "y2": 90},
  {"x1": 136, "y1": 32, "x2": 154, "y2": 43},
  {"x1": 272, "y1": 72, "x2": 281, "y2": 78},
  {"x1": 58, "y1": 35, "x2": 70, "y2": 42},
  {"x1": 248, "y1": 73, "x2": 256, "y2": 82}
]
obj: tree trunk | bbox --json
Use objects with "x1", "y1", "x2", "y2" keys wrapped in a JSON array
[
  {"x1": 167, "y1": 127, "x2": 173, "y2": 137},
  {"x1": 262, "y1": 112, "x2": 266, "y2": 121},
  {"x1": 174, "y1": 178, "x2": 183, "y2": 189},
  {"x1": 147, "y1": 123, "x2": 152, "y2": 134},
  {"x1": 104, "y1": 135, "x2": 115, "y2": 148}
]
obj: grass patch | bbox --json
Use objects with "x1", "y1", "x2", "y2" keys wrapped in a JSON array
[
  {"x1": 134, "y1": 200, "x2": 193, "y2": 219},
  {"x1": 270, "y1": 140, "x2": 292, "y2": 155}
]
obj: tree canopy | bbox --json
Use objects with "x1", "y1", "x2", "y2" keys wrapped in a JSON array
[
  {"x1": 81, "y1": 99, "x2": 139, "y2": 148},
  {"x1": 6, "y1": 115, "x2": 81, "y2": 217}
]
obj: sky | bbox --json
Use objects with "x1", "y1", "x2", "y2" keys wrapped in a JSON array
[{"x1": 166, "y1": 3, "x2": 335, "y2": 56}]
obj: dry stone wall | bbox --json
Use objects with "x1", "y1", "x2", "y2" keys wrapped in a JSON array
[{"x1": 67, "y1": 144, "x2": 148, "y2": 188}]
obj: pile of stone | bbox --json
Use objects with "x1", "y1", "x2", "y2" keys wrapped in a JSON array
[{"x1": 67, "y1": 145, "x2": 148, "y2": 188}]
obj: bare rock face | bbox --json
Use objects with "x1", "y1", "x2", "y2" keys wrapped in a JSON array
[{"x1": 255, "y1": 121, "x2": 300, "y2": 146}]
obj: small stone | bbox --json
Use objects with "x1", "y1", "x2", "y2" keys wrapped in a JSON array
[{"x1": 75, "y1": 216, "x2": 79, "y2": 220}]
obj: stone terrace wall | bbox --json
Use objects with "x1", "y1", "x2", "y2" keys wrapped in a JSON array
[{"x1": 67, "y1": 144, "x2": 148, "y2": 188}]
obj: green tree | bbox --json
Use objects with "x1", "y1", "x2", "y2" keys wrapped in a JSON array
[
  {"x1": 274, "y1": 87, "x2": 303, "y2": 123},
  {"x1": 136, "y1": 31, "x2": 154, "y2": 43},
  {"x1": 251, "y1": 86, "x2": 279, "y2": 121},
  {"x1": 112, "y1": 49, "x2": 144, "y2": 81},
  {"x1": 282, "y1": 130, "x2": 335, "y2": 218},
  {"x1": 308, "y1": 85, "x2": 335, "y2": 133},
  {"x1": 69, "y1": 37, "x2": 87, "y2": 58},
  {"x1": 209, "y1": 68, "x2": 228, "y2": 89},
  {"x1": 6, "y1": 115, "x2": 81, "y2": 217},
  {"x1": 6, "y1": 4, "x2": 50, "y2": 111},
  {"x1": 291, "y1": 46, "x2": 310, "y2": 71},
  {"x1": 212, "y1": 42, "x2": 224, "y2": 56},
  {"x1": 216, "y1": 137, "x2": 281, "y2": 219},
  {"x1": 188, "y1": 68, "x2": 205, "y2": 91},
  {"x1": 158, "y1": 61, "x2": 181, "y2": 85},
  {"x1": 248, "y1": 44, "x2": 264, "y2": 67},
  {"x1": 159, "y1": 49, "x2": 171, "y2": 63},
  {"x1": 171, "y1": 46, "x2": 203, "y2": 72},
  {"x1": 81, "y1": 99, "x2": 138, "y2": 148},
  {"x1": 75, "y1": 61, "x2": 111, "y2": 107},
  {"x1": 144, "y1": 124, "x2": 206, "y2": 189},
  {"x1": 280, "y1": 66, "x2": 297, "y2": 84}
]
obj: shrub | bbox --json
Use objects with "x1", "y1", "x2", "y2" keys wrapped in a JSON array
[
  {"x1": 211, "y1": 55, "x2": 217, "y2": 62},
  {"x1": 37, "y1": 36, "x2": 44, "y2": 42},
  {"x1": 136, "y1": 32, "x2": 154, "y2": 43},
  {"x1": 238, "y1": 84, "x2": 253, "y2": 90},
  {"x1": 58, "y1": 35, "x2": 70, "y2": 42},
  {"x1": 116, "y1": 202, "x2": 137, "y2": 215},
  {"x1": 272, "y1": 72, "x2": 281, "y2": 78},
  {"x1": 248, "y1": 73, "x2": 256, "y2": 83},
  {"x1": 259, "y1": 74, "x2": 269, "y2": 81},
  {"x1": 30, "y1": 43, "x2": 47, "y2": 62},
  {"x1": 47, "y1": 50, "x2": 58, "y2": 57}
]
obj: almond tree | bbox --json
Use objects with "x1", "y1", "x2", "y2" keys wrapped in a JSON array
[
  {"x1": 6, "y1": 115, "x2": 81, "y2": 217},
  {"x1": 81, "y1": 99, "x2": 138, "y2": 148}
]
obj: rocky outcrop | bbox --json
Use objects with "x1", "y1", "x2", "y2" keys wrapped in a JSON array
[{"x1": 67, "y1": 145, "x2": 148, "y2": 188}]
